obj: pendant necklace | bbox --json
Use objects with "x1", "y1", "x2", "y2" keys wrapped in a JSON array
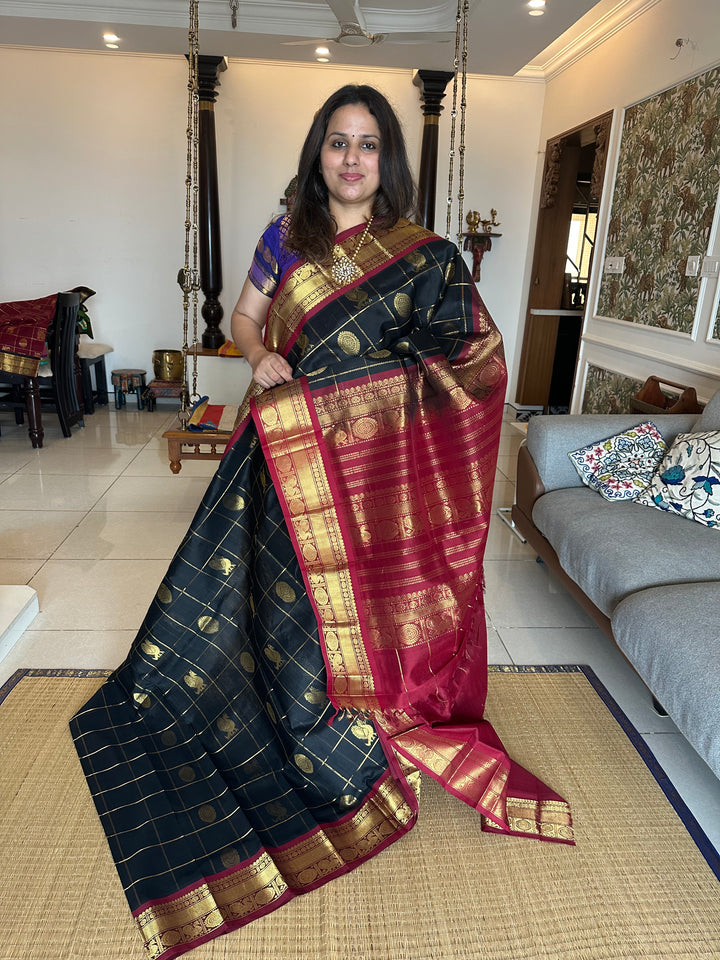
[{"x1": 331, "y1": 217, "x2": 374, "y2": 285}]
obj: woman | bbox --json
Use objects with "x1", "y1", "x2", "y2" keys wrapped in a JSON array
[{"x1": 71, "y1": 85, "x2": 572, "y2": 960}]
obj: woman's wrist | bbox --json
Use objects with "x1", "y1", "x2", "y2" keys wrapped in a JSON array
[{"x1": 243, "y1": 344, "x2": 269, "y2": 372}]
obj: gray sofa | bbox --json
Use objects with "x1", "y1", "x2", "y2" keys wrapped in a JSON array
[{"x1": 511, "y1": 390, "x2": 720, "y2": 779}]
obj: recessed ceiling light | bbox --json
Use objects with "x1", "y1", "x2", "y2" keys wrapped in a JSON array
[
  {"x1": 315, "y1": 46, "x2": 330, "y2": 56},
  {"x1": 528, "y1": 8, "x2": 545, "y2": 14},
  {"x1": 103, "y1": 33, "x2": 120, "y2": 42},
  {"x1": 316, "y1": 57, "x2": 330, "y2": 63},
  {"x1": 105, "y1": 42, "x2": 120, "y2": 48},
  {"x1": 528, "y1": 0, "x2": 546, "y2": 7}
]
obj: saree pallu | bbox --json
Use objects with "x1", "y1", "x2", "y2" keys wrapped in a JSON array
[{"x1": 71, "y1": 219, "x2": 572, "y2": 960}]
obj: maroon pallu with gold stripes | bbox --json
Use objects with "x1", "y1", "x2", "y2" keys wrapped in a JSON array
[{"x1": 248, "y1": 217, "x2": 573, "y2": 840}]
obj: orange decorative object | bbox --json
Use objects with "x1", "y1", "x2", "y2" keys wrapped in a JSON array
[{"x1": 218, "y1": 339, "x2": 242, "y2": 356}]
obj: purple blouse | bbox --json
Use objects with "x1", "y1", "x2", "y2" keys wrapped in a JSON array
[{"x1": 247, "y1": 215, "x2": 300, "y2": 299}]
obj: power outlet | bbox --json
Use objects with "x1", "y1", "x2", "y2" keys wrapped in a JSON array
[
  {"x1": 685, "y1": 255, "x2": 701, "y2": 277},
  {"x1": 604, "y1": 256, "x2": 625, "y2": 274},
  {"x1": 701, "y1": 256, "x2": 720, "y2": 278}
]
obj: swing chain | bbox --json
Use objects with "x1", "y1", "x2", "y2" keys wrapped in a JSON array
[
  {"x1": 446, "y1": 0, "x2": 469, "y2": 248},
  {"x1": 180, "y1": 0, "x2": 201, "y2": 422}
]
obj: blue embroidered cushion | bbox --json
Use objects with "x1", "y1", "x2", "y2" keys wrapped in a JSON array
[
  {"x1": 568, "y1": 421, "x2": 667, "y2": 502},
  {"x1": 636, "y1": 430, "x2": 720, "y2": 528}
]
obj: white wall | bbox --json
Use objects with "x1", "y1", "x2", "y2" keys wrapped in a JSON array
[
  {"x1": 0, "y1": 47, "x2": 546, "y2": 403},
  {"x1": 435, "y1": 74, "x2": 546, "y2": 393},
  {"x1": 534, "y1": 0, "x2": 720, "y2": 409},
  {"x1": 1, "y1": 49, "x2": 189, "y2": 385}
]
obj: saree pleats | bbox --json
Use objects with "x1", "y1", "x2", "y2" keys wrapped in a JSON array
[{"x1": 71, "y1": 218, "x2": 571, "y2": 960}]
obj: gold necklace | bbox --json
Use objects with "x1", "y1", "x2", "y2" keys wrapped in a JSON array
[{"x1": 331, "y1": 217, "x2": 374, "y2": 285}]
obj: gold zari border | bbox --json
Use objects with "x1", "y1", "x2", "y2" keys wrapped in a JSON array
[
  {"x1": 389, "y1": 725, "x2": 509, "y2": 825},
  {"x1": 483, "y1": 797, "x2": 574, "y2": 843},
  {"x1": 137, "y1": 775, "x2": 414, "y2": 959},
  {"x1": 0, "y1": 351, "x2": 40, "y2": 376},
  {"x1": 254, "y1": 381, "x2": 378, "y2": 709}
]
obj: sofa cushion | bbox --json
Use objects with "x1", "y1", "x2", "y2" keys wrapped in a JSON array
[
  {"x1": 567, "y1": 421, "x2": 666, "y2": 501},
  {"x1": 526, "y1": 413, "x2": 700, "y2": 493},
  {"x1": 611, "y1": 583, "x2": 720, "y2": 779},
  {"x1": 532, "y1": 486, "x2": 720, "y2": 616},
  {"x1": 637, "y1": 430, "x2": 720, "y2": 529}
]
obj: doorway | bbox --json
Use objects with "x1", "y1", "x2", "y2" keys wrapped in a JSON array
[{"x1": 515, "y1": 112, "x2": 612, "y2": 412}]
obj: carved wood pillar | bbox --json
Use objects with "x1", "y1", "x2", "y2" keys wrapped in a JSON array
[
  {"x1": 413, "y1": 70, "x2": 454, "y2": 231},
  {"x1": 197, "y1": 55, "x2": 227, "y2": 349}
]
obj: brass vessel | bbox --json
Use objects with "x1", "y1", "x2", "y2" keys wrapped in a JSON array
[{"x1": 152, "y1": 349, "x2": 184, "y2": 381}]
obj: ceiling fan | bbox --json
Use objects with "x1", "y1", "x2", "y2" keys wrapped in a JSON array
[{"x1": 281, "y1": 0, "x2": 454, "y2": 47}]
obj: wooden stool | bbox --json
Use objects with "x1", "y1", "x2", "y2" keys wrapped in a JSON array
[
  {"x1": 111, "y1": 368, "x2": 147, "y2": 410},
  {"x1": 77, "y1": 341, "x2": 113, "y2": 414},
  {"x1": 143, "y1": 378, "x2": 183, "y2": 412}
]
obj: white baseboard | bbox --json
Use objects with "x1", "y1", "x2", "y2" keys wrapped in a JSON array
[{"x1": 0, "y1": 586, "x2": 39, "y2": 662}]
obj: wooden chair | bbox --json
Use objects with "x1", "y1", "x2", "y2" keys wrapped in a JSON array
[
  {"x1": 0, "y1": 291, "x2": 83, "y2": 447},
  {"x1": 77, "y1": 338, "x2": 113, "y2": 414}
]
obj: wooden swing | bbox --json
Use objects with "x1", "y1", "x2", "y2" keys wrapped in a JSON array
[{"x1": 162, "y1": 0, "x2": 238, "y2": 472}]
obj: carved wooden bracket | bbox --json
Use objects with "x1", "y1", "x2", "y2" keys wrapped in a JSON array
[{"x1": 540, "y1": 136, "x2": 565, "y2": 209}]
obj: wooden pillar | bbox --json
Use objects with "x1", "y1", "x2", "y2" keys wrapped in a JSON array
[
  {"x1": 413, "y1": 70, "x2": 454, "y2": 231},
  {"x1": 197, "y1": 56, "x2": 227, "y2": 349}
]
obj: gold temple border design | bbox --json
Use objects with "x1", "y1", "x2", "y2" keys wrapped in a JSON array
[
  {"x1": 484, "y1": 798, "x2": 574, "y2": 843},
  {"x1": 136, "y1": 774, "x2": 413, "y2": 959},
  {"x1": 254, "y1": 382, "x2": 377, "y2": 708}
]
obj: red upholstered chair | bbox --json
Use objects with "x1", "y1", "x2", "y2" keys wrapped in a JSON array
[{"x1": 0, "y1": 291, "x2": 83, "y2": 447}]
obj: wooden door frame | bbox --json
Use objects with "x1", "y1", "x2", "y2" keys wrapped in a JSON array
[{"x1": 515, "y1": 111, "x2": 612, "y2": 408}]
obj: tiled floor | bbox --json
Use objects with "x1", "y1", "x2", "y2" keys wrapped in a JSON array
[{"x1": 1, "y1": 402, "x2": 719, "y2": 852}]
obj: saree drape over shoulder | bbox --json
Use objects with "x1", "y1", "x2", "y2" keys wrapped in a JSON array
[{"x1": 71, "y1": 217, "x2": 573, "y2": 960}]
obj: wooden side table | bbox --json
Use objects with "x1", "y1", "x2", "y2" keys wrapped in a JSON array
[{"x1": 111, "y1": 368, "x2": 147, "y2": 410}]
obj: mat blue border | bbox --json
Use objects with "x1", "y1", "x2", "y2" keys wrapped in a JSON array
[
  {"x1": 2, "y1": 663, "x2": 718, "y2": 881},
  {"x1": 573, "y1": 663, "x2": 720, "y2": 882},
  {"x1": 0, "y1": 667, "x2": 112, "y2": 705}
]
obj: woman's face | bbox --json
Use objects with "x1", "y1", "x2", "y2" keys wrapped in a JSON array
[{"x1": 320, "y1": 103, "x2": 381, "y2": 223}]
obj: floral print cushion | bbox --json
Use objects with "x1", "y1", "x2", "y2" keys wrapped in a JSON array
[
  {"x1": 568, "y1": 421, "x2": 667, "y2": 501},
  {"x1": 636, "y1": 430, "x2": 720, "y2": 529}
]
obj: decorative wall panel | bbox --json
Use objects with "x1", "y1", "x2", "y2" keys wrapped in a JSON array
[
  {"x1": 581, "y1": 364, "x2": 645, "y2": 414},
  {"x1": 596, "y1": 66, "x2": 720, "y2": 333}
]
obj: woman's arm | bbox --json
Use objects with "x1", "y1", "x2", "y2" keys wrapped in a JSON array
[{"x1": 231, "y1": 277, "x2": 293, "y2": 389}]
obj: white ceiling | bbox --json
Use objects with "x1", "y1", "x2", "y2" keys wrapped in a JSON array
[{"x1": 0, "y1": 0, "x2": 631, "y2": 77}]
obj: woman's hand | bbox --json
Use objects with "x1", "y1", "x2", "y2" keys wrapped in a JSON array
[
  {"x1": 230, "y1": 278, "x2": 293, "y2": 389},
  {"x1": 248, "y1": 348, "x2": 293, "y2": 389}
]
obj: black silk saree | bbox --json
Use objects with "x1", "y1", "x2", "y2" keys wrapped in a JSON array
[{"x1": 71, "y1": 218, "x2": 572, "y2": 960}]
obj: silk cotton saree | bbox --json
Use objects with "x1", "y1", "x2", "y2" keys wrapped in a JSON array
[{"x1": 71, "y1": 217, "x2": 573, "y2": 960}]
